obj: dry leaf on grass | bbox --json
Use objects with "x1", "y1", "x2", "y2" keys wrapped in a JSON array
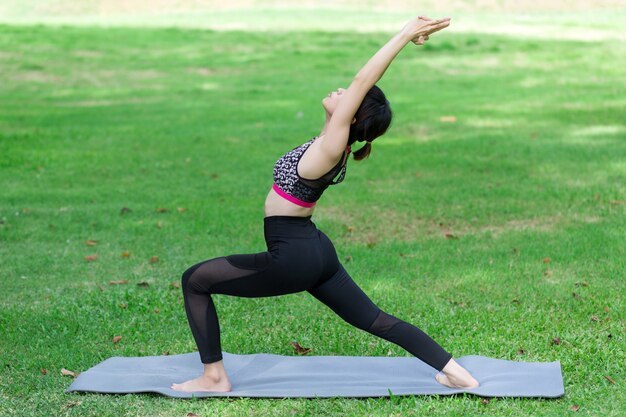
[
  {"x1": 604, "y1": 375, "x2": 616, "y2": 384},
  {"x1": 290, "y1": 341, "x2": 312, "y2": 355},
  {"x1": 62, "y1": 400, "x2": 81, "y2": 409},
  {"x1": 61, "y1": 368, "x2": 79, "y2": 377}
]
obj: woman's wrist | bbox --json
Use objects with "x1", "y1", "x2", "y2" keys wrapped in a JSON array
[{"x1": 398, "y1": 29, "x2": 414, "y2": 44}]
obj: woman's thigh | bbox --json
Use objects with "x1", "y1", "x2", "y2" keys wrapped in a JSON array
[
  {"x1": 191, "y1": 228, "x2": 341, "y2": 298},
  {"x1": 210, "y1": 240, "x2": 323, "y2": 297}
]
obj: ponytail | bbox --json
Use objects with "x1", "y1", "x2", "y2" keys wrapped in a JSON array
[
  {"x1": 352, "y1": 141, "x2": 372, "y2": 161},
  {"x1": 347, "y1": 85, "x2": 392, "y2": 162}
]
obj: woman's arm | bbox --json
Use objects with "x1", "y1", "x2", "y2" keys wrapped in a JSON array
[
  {"x1": 321, "y1": 16, "x2": 451, "y2": 157},
  {"x1": 339, "y1": 31, "x2": 408, "y2": 115},
  {"x1": 357, "y1": 16, "x2": 451, "y2": 85}
]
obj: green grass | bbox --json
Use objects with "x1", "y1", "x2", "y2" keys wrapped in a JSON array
[{"x1": 0, "y1": 18, "x2": 624, "y2": 417}]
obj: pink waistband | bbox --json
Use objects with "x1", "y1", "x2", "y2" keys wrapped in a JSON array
[{"x1": 272, "y1": 183, "x2": 317, "y2": 208}]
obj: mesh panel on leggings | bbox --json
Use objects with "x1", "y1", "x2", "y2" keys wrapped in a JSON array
[
  {"x1": 367, "y1": 310, "x2": 401, "y2": 336},
  {"x1": 182, "y1": 255, "x2": 271, "y2": 363},
  {"x1": 366, "y1": 308, "x2": 453, "y2": 371},
  {"x1": 186, "y1": 256, "x2": 266, "y2": 293}
]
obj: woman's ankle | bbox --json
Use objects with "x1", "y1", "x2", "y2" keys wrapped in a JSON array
[
  {"x1": 202, "y1": 360, "x2": 228, "y2": 380},
  {"x1": 438, "y1": 357, "x2": 479, "y2": 388},
  {"x1": 441, "y1": 357, "x2": 460, "y2": 373}
]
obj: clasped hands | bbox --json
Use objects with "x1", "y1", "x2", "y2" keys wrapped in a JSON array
[{"x1": 401, "y1": 15, "x2": 452, "y2": 45}]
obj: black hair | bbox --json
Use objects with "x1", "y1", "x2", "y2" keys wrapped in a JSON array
[{"x1": 348, "y1": 84, "x2": 392, "y2": 161}]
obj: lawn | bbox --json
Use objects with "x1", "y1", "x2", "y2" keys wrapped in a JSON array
[{"x1": 0, "y1": 8, "x2": 624, "y2": 417}]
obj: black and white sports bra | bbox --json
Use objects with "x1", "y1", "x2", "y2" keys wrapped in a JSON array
[{"x1": 272, "y1": 136, "x2": 351, "y2": 208}]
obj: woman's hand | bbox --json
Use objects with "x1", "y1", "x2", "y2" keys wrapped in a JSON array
[{"x1": 401, "y1": 15, "x2": 451, "y2": 45}]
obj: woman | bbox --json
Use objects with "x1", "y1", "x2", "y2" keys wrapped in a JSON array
[{"x1": 172, "y1": 15, "x2": 479, "y2": 393}]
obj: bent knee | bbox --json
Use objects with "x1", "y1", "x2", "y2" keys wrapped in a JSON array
[{"x1": 181, "y1": 262, "x2": 205, "y2": 292}]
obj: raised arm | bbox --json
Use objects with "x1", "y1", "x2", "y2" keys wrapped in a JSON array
[{"x1": 320, "y1": 16, "x2": 451, "y2": 157}]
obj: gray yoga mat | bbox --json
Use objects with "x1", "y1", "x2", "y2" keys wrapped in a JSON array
[{"x1": 65, "y1": 351, "x2": 564, "y2": 398}]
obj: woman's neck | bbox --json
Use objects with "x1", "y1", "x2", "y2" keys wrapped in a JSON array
[{"x1": 319, "y1": 112, "x2": 331, "y2": 137}]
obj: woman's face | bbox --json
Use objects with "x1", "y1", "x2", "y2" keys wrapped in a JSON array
[{"x1": 322, "y1": 87, "x2": 346, "y2": 115}]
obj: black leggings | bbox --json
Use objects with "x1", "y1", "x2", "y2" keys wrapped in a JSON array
[{"x1": 180, "y1": 215, "x2": 453, "y2": 371}]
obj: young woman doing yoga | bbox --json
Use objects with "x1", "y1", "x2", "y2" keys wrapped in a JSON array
[{"x1": 172, "y1": 15, "x2": 480, "y2": 393}]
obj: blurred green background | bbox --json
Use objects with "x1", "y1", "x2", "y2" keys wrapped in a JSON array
[{"x1": 1, "y1": 1, "x2": 624, "y2": 416}]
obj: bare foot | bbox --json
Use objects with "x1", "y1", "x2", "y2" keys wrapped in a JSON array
[
  {"x1": 171, "y1": 374, "x2": 232, "y2": 392},
  {"x1": 171, "y1": 360, "x2": 232, "y2": 392},
  {"x1": 435, "y1": 358, "x2": 479, "y2": 389}
]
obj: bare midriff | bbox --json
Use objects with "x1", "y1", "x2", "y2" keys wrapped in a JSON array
[{"x1": 264, "y1": 186, "x2": 316, "y2": 218}]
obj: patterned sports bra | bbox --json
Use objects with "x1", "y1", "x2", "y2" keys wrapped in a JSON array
[{"x1": 272, "y1": 136, "x2": 351, "y2": 208}]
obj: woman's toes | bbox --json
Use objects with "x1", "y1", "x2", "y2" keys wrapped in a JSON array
[{"x1": 435, "y1": 372, "x2": 452, "y2": 387}]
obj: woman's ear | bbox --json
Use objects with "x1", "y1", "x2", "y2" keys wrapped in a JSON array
[{"x1": 351, "y1": 117, "x2": 356, "y2": 124}]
